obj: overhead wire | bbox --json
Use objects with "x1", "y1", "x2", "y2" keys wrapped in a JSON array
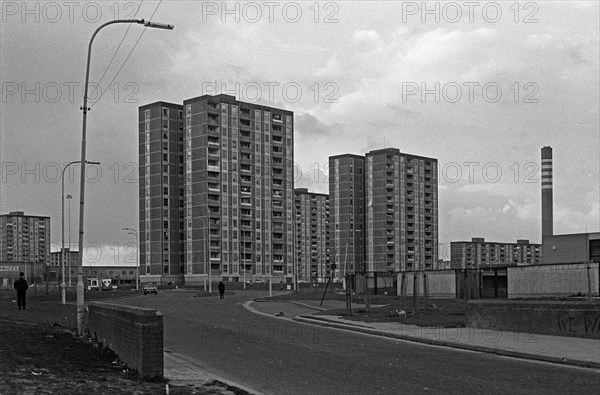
[
  {"x1": 90, "y1": 0, "x2": 164, "y2": 107},
  {"x1": 87, "y1": 0, "x2": 144, "y2": 104}
]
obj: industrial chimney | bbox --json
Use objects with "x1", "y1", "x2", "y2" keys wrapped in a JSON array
[{"x1": 541, "y1": 146, "x2": 553, "y2": 237}]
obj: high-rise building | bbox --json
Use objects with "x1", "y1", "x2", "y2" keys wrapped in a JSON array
[
  {"x1": 0, "y1": 211, "x2": 50, "y2": 263},
  {"x1": 365, "y1": 148, "x2": 438, "y2": 273},
  {"x1": 0, "y1": 211, "x2": 50, "y2": 283},
  {"x1": 329, "y1": 154, "x2": 365, "y2": 280},
  {"x1": 329, "y1": 148, "x2": 439, "y2": 283},
  {"x1": 139, "y1": 95, "x2": 294, "y2": 285},
  {"x1": 139, "y1": 102, "x2": 185, "y2": 285},
  {"x1": 450, "y1": 238, "x2": 542, "y2": 269},
  {"x1": 294, "y1": 188, "x2": 330, "y2": 283}
]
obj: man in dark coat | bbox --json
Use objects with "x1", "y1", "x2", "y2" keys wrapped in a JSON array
[
  {"x1": 218, "y1": 281, "x2": 225, "y2": 299},
  {"x1": 14, "y1": 272, "x2": 29, "y2": 310}
]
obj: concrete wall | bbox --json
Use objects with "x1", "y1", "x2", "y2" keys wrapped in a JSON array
[
  {"x1": 396, "y1": 271, "x2": 456, "y2": 298},
  {"x1": 508, "y1": 263, "x2": 599, "y2": 298},
  {"x1": 542, "y1": 233, "x2": 599, "y2": 264},
  {"x1": 87, "y1": 302, "x2": 164, "y2": 378},
  {"x1": 466, "y1": 300, "x2": 600, "y2": 339}
]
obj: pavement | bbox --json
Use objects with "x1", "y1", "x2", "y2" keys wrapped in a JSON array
[{"x1": 246, "y1": 299, "x2": 600, "y2": 370}]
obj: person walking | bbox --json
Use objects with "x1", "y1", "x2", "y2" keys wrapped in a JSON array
[
  {"x1": 218, "y1": 281, "x2": 225, "y2": 299},
  {"x1": 14, "y1": 272, "x2": 29, "y2": 310}
]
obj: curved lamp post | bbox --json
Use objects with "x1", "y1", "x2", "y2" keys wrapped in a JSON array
[{"x1": 76, "y1": 18, "x2": 173, "y2": 336}]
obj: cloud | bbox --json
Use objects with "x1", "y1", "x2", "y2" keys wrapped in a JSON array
[
  {"x1": 352, "y1": 30, "x2": 382, "y2": 45},
  {"x1": 295, "y1": 113, "x2": 341, "y2": 138},
  {"x1": 316, "y1": 54, "x2": 341, "y2": 77}
]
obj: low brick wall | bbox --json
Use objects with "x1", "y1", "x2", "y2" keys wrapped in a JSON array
[
  {"x1": 87, "y1": 302, "x2": 164, "y2": 378},
  {"x1": 466, "y1": 300, "x2": 600, "y2": 339}
]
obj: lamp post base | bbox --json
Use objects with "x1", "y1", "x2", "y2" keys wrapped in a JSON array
[
  {"x1": 76, "y1": 276, "x2": 85, "y2": 336},
  {"x1": 61, "y1": 282, "x2": 66, "y2": 305}
]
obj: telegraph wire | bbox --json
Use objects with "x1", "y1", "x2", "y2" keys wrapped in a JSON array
[
  {"x1": 90, "y1": 0, "x2": 163, "y2": 107},
  {"x1": 87, "y1": 0, "x2": 144, "y2": 103}
]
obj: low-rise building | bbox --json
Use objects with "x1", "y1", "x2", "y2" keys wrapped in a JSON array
[{"x1": 451, "y1": 238, "x2": 542, "y2": 269}]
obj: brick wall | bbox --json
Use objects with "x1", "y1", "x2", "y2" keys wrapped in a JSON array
[
  {"x1": 466, "y1": 300, "x2": 600, "y2": 339},
  {"x1": 87, "y1": 302, "x2": 163, "y2": 378}
]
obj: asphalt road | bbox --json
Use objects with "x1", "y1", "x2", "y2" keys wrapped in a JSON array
[{"x1": 112, "y1": 290, "x2": 600, "y2": 395}]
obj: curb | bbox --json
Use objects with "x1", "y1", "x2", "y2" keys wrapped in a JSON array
[
  {"x1": 293, "y1": 315, "x2": 600, "y2": 370},
  {"x1": 164, "y1": 350, "x2": 264, "y2": 395},
  {"x1": 282, "y1": 300, "x2": 328, "y2": 312}
]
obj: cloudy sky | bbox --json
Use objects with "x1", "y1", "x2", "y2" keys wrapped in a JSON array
[{"x1": 1, "y1": 0, "x2": 598, "y2": 264}]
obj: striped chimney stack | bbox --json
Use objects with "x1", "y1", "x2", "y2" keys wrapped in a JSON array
[{"x1": 541, "y1": 146, "x2": 553, "y2": 237}]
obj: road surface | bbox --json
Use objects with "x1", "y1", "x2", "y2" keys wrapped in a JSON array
[{"x1": 111, "y1": 290, "x2": 600, "y2": 394}]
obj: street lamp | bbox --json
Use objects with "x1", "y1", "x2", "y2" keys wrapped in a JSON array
[
  {"x1": 61, "y1": 160, "x2": 98, "y2": 305},
  {"x1": 122, "y1": 227, "x2": 139, "y2": 290},
  {"x1": 67, "y1": 194, "x2": 72, "y2": 287},
  {"x1": 76, "y1": 18, "x2": 173, "y2": 336}
]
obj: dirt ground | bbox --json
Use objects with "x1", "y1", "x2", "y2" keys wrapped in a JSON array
[
  {"x1": 0, "y1": 290, "x2": 248, "y2": 395},
  {"x1": 269, "y1": 288, "x2": 468, "y2": 328}
]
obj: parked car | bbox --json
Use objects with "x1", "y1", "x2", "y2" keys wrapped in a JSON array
[{"x1": 143, "y1": 285, "x2": 158, "y2": 295}]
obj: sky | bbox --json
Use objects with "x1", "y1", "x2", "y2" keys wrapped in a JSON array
[{"x1": 1, "y1": 0, "x2": 599, "y2": 265}]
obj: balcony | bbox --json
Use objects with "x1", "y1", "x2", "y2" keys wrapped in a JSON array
[{"x1": 208, "y1": 116, "x2": 219, "y2": 126}]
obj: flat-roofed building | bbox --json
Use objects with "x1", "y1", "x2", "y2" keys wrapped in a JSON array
[
  {"x1": 450, "y1": 238, "x2": 542, "y2": 269},
  {"x1": 294, "y1": 188, "x2": 330, "y2": 283}
]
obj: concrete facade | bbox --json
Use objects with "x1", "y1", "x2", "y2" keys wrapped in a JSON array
[
  {"x1": 507, "y1": 262, "x2": 599, "y2": 298},
  {"x1": 466, "y1": 299, "x2": 600, "y2": 339},
  {"x1": 395, "y1": 270, "x2": 456, "y2": 298},
  {"x1": 365, "y1": 148, "x2": 438, "y2": 273},
  {"x1": 139, "y1": 95, "x2": 295, "y2": 286},
  {"x1": 542, "y1": 232, "x2": 600, "y2": 265},
  {"x1": 451, "y1": 238, "x2": 542, "y2": 269},
  {"x1": 294, "y1": 188, "x2": 330, "y2": 283},
  {"x1": 329, "y1": 154, "x2": 366, "y2": 281},
  {"x1": 138, "y1": 102, "x2": 185, "y2": 283},
  {"x1": 329, "y1": 149, "x2": 439, "y2": 281},
  {"x1": 0, "y1": 211, "x2": 50, "y2": 268}
]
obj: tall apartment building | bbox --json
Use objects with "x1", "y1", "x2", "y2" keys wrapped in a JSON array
[
  {"x1": 329, "y1": 154, "x2": 365, "y2": 280},
  {"x1": 139, "y1": 102, "x2": 185, "y2": 284},
  {"x1": 365, "y1": 149, "x2": 438, "y2": 273},
  {"x1": 450, "y1": 238, "x2": 542, "y2": 269},
  {"x1": 0, "y1": 211, "x2": 50, "y2": 282},
  {"x1": 139, "y1": 95, "x2": 294, "y2": 285},
  {"x1": 294, "y1": 188, "x2": 330, "y2": 283},
  {"x1": 329, "y1": 148, "x2": 439, "y2": 280}
]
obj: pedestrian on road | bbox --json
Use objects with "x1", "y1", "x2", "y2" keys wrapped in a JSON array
[
  {"x1": 218, "y1": 281, "x2": 225, "y2": 299},
  {"x1": 14, "y1": 272, "x2": 29, "y2": 310}
]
